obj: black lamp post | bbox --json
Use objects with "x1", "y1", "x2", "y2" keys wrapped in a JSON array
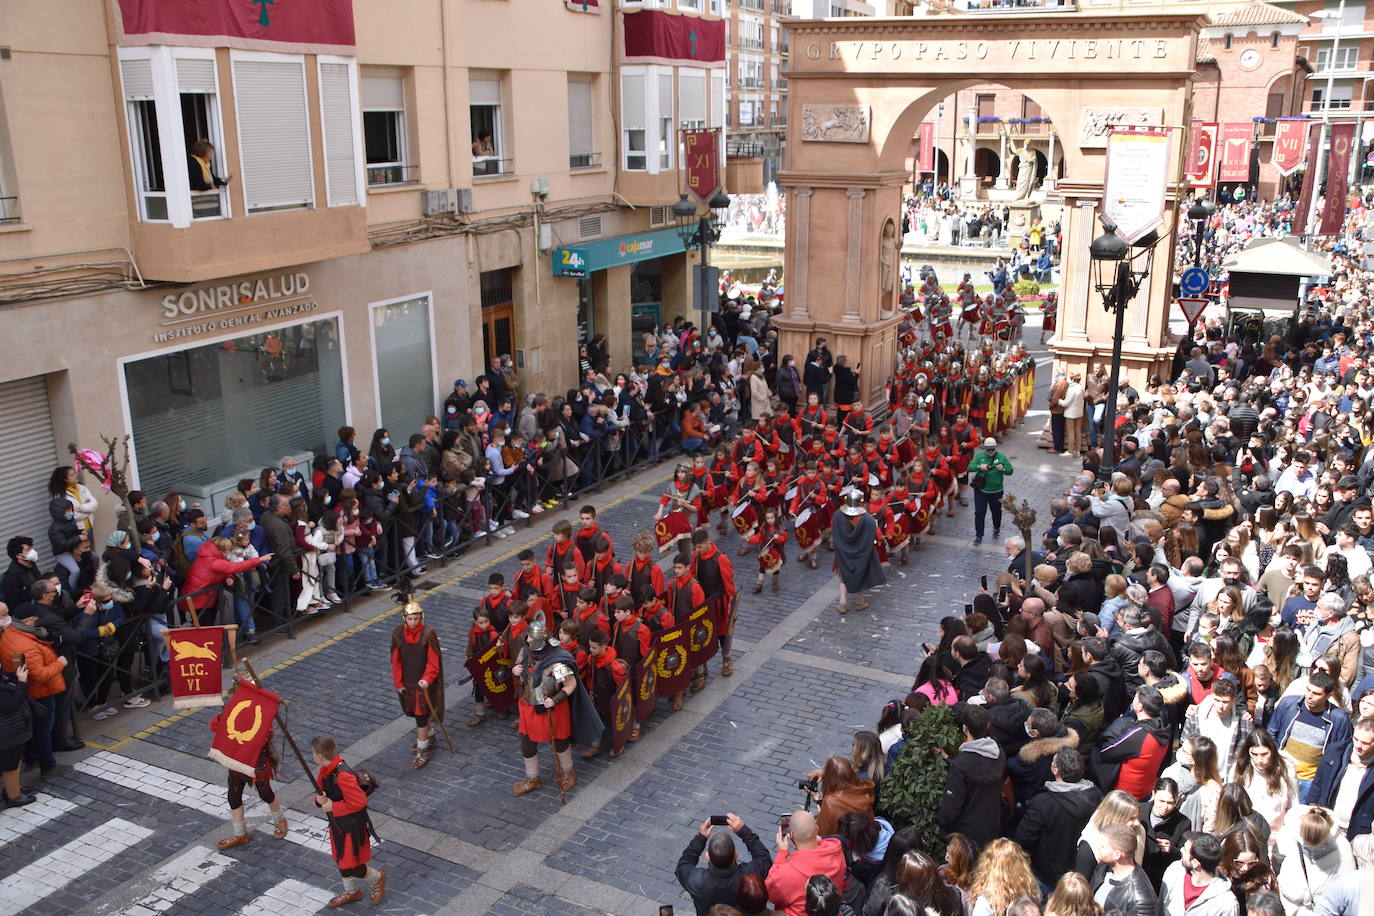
[
  {"x1": 672, "y1": 190, "x2": 732, "y2": 346},
  {"x1": 1088, "y1": 222, "x2": 1159, "y2": 477},
  {"x1": 1185, "y1": 197, "x2": 1216, "y2": 269}
]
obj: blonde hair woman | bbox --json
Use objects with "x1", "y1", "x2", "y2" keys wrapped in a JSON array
[
  {"x1": 1073, "y1": 789, "x2": 1146, "y2": 876},
  {"x1": 1045, "y1": 873, "x2": 1102, "y2": 916},
  {"x1": 969, "y1": 838, "x2": 1040, "y2": 916},
  {"x1": 1276, "y1": 806, "x2": 1354, "y2": 916}
]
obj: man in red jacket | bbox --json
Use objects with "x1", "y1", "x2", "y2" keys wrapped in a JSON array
[{"x1": 764, "y1": 810, "x2": 848, "y2": 916}]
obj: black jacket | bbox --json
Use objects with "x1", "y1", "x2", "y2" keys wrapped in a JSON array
[
  {"x1": 675, "y1": 826, "x2": 773, "y2": 916},
  {"x1": 47, "y1": 498, "x2": 82, "y2": 557},
  {"x1": 1087, "y1": 657, "x2": 1129, "y2": 724},
  {"x1": 833, "y1": 365, "x2": 860, "y2": 406},
  {"x1": 1109, "y1": 627, "x2": 1177, "y2": 693},
  {"x1": 1014, "y1": 780, "x2": 1102, "y2": 885},
  {"x1": 986, "y1": 696, "x2": 1032, "y2": 755},
  {"x1": 0, "y1": 560, "x2": 38, "y2": 610},
  {"x1": 259, "y1": 511, "x2": 299, "y2": 576},
  {"x1": 954, "y1": 653, "x2": 994, "y2": 701},
  {"x1": 1139, "y1": 800, "x2": 1191, "y2": 886},
  {"x1": 0, "y1": 668, "x2": 32, "y2": 751},
  {"x1": 1092, "y1": 864, "x2": 1159, "y2": 916},
  {"x1": 936, "y1": 737, "x2": 1006, "y2": 848},
  {"x1": 1007, "y1": 728, "x2": 1078, "y2": 811}
]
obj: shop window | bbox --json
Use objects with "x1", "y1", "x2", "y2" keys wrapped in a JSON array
[
  {"x1": 470, "y1": 74, "x2": 507, "y2": 177},
  {"x1": 362, "y1": 68, "x2": 412, "y2": 186},
  {"x1": 371, "y1": 295, "x2": 436, "y2": 435},
  {"x1": 233, "y1": 55, "x2": 315, "y2": 213},
  {"x1": 124, "y1": 316, "x2": 345, "y2": 498}
]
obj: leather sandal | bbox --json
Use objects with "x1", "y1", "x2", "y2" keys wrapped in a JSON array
[
  {"x1": 217, "y1": 833, "x2": 251, "y2": 850},
  {"x1": 671, "y1": 692, "x2": 685, "y2": 711},
  {"x1": 558, "y1": 769, "x2": 577, "y2": 792},
  {"x1": 581, "y1": 745, "x2": 601, "y2": 760},
  {"x1": 512, "y1": 776, "x2": 542, "y2": 796},
  {"x1": 327, "y1": 890, "x2": 362, "y2": 908},
  {"x1": 273, "y1": 817, "x2": 289, "y2": 839}
]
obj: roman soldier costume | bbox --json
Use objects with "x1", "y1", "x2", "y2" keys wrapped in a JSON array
[
  {"x1": 391, "y1": 595, "x2": 445, "y2": 768},
  {"x1": 513, "y1": 618, "x2": 602, "y2": 797}
]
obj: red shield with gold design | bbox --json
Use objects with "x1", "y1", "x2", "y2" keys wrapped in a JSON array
[
  {"x1": 655, "y1": 510, "x2": 693, "y2": 553},
  {"x1": 464, "y1": 642, "x2": 518, "y2": 713},
  {"x1": 654, "y1": 624, "x2": 693, "y2": 697},
  {"x1": 685, "y1": 604, "x2": 718, "y2": 669}
]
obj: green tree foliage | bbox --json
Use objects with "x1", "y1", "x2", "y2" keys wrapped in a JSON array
[{"x1": 877, "y1": 703, "x2": 963, "y2": 856}]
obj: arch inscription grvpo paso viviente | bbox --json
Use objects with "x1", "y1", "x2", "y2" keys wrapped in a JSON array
[{"x1": 776, "y1": 11, "x2": 1208, "y2": 403}]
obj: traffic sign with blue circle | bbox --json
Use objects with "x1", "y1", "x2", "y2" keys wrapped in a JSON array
[{"x1": 1179, "y1": 267, "x2": 1210, "y2": 297}]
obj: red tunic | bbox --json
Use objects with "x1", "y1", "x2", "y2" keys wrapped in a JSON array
[{"x1": 316, "y1": 757, "x2": 370, "y2": 869}]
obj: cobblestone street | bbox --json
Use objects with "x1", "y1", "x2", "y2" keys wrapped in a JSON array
[{"x1": 0, "y1": 329, "x2": 1079, "y2": 915}]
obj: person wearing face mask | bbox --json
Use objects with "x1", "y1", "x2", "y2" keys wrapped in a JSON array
[
  {"x1": 1, "y1": 537, "x2": 41, "y2": 610},
  {"x1": 0, "y1": 598, "x2": 70, "y2": 779},
  {"x1": 13, "y1": 578, "x2": 85, "y2": 751},
  {"x1": 0, "y1": 619, "x2": 33, "y2": 808},
  {"x1": 368, "y1": 428, "x2": 396, "y2": 469},
  {"x1": 46, "y1": 494, "x2": 84, "y2": 591}
]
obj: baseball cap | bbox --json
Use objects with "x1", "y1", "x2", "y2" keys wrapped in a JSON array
[
  {"x1": 454, "y1": 378, "x2": 468, "y2": 388},
  {"x1": 982, "y1": 437, "x2": 997, "y2": 448}
]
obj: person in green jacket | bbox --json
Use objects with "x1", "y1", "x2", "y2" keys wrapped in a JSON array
[{"x1": 968, "y1": 437, "x2": 1013, "y2": 546}]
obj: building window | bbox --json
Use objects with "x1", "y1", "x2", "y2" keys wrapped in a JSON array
[
  {"x1": 679, "y1": 0, "x2": 703, "y2": 10},
  {"x1": 657, "y1": 70, "x2": 674, "y2": 170},
  {"x1": 679, "y1": 69, "x2": 706, "y2": 130},
  {"x1": 976, "y1": 93, "x2": 995, "y2": 122},
  {"x1": 1224, "y1": 34, "x2": 1232, "y2": 50},
  {"x1": 233, "y1": 54, "x2": 315, "y2": 213},
  {"x1": 318, "y1": 59, "x2": 361, "y2": 207},
  {"x1": 710, "y1": 69, "x2": 727, "y2": 130},
  {"x1": 121, "y1": 60, "x2": 169, "y2": 222},
  {"x1": 362, "y1": 68, "x2": 411, "y2": 186},
  {"x1": 470, "y1": 74, "x2": 507, "y2": 177},
  {"x1": 1317, "y1": 46, "x2": 1358, "y2": 72},
  {"x1": 568, "y1": 74, "x2": 597, "y2": 169},
  {"x1": 1271, "y1": 31, "x2": 1281, "y2": 49},
  {"x1": 1312, "y1": 83, "x2": 1354, "y2": 110},
  {"x1": 176, "y1": 57, "x2": 229, "y2": 220},
  {"x1": 622, "y1": 71, "x2": 648, "y2": 171}
]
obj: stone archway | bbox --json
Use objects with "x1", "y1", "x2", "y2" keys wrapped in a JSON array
[{"x1": 777, "y1": 11, "x2": 1207, "y2": 407}]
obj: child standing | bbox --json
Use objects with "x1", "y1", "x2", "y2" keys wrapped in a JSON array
[
  {"x1": 748, "y1": 507, "x2": 787, "y2": 592},
  {"x1": 466, "y1": 607, "x2": 499, "y2": 726},
  {"x1": 311, "y1": 735, "x2": 385, "y2": 907}
]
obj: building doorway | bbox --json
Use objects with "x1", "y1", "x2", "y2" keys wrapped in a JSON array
[{"x1": 480, "y1": 268, "x2": 515, "y2": 369}]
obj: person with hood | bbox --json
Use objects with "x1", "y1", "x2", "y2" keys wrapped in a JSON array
[
  {"x1": 1084, "y1": 637, "x2": 1130, "y2": 723},
  {"x1": 981, "y1": 677, "x2": 1033, "y2": 757},
  {"x1": 1276, "y1": 805, "x2": 1354, "y2": 916},
  {"x1": 766, "y1": 809, "x2": 850, "y2": 916},
  {"x1": 936, "y1": 704, "x2": 1006, "y2": 848},
  {"x1": 676, "y1": 812, "x2": 773, "y2": 916},
  {"x1": 831, "y1": 490, "x2": 884, "y2": 615},
  {"x1": 1160, "y1": 833, "x2": 1238, "y2": 916},
  {"x1": 1008, "y1": 708, "x2": 1081, "y2": 812},
  {"x1": 1017, "y1": 743, "x2": 1102, "y2": 892},
  {"x1": 46, "y1": 496, "x2": 84, "y2": 589},
  {"x1": 1092, "y1": 685, "x2": 1172, "y2": 801},
  {"x1": 1112, "y1": 607, "x2": 1180, "y2": 694}
]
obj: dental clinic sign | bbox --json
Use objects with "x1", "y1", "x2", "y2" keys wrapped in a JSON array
[{"x1": 152, "y1": 272, "x2": 318, "y2": 344}]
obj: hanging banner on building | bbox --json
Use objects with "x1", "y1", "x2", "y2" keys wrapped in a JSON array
[
  {"x1": 1186, "y1": 121, "x2": 1219, "y2": 189},
  {"x1": 683, "y1": 128, "x2": 721, "y2": 202},
  {"x1": 1294, "y1": 125, "x2": 1324, "y2": 235},
  {"x1": 113, "y1": 0, "x2": 356, "y2": 53},
  {"x1": 1103, "y1": 130, "x2": 1171, "y2": 244},
  {"x1": 622, "y1": 10, "x2": 726, "y2": 65},
  {"x1": 1272, "y1": 119, "x2": 1310, "y2": 177},
  {"x1": 163, "y1": 626, "x2": 234, "y2": 709},
  {"x1": 208, "y1": 679, "x2": 281, "y2": 777},
  {"x1": 1218, "y1": 122, "x2": 1253, "y2": 184},
  {"x1": 1319, "y1": 122, "x2": 1357, "y2": 237},
  {"x1": 565, "y1": 0, "x2": 602, "y2": 13},
  {"x1": 918, "y1": 122, "x2": 935, "y2": 173}
]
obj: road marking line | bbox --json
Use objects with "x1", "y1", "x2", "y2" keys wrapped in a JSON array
[
  {"x1": 75, "y1": 751, "x2": 226, "y2": 817},
  {"x1": 114, "y1": 845, "x2": 234, "y2": 915},
  {"x1": 0, "y1": 818, "x2": 154, "y2": 916},
  {"x1": 0, "y1": 794, "x2": 77, "y2": 845},
  {"x1": 237, "y1": 877, "x2": 334, "y2": 915}
]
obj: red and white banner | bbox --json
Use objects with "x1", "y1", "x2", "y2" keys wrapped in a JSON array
[
  {"x1": 1319, "y1": 122, "x2": 1357, "y2": 237},
  {"x1": 683, "y1": 129, "x2": 721, "y2": 203},
  {"x1": 1218, "y1": 123, "x2": 1253, "y2": 184},
  {"x1": 1272, "y1": 119, "x2": 1310, "y2": 177},
  {"x1": 114, "y1": 0, "x2": 355, "y2": 53},
  {"x1": 1186, "y1": 121, "x2": 1219, "y2": 189},
  {"x1": 209, "y1": 679, "x2": 281, "y2": 777},
  {"x1": 1294, "y1": 125, "x2": 1324, "y2": 235},
  {"x1": 163, "y1": 626, "x2": 233, "y2": 709},
  {"x1": 622, "y1": 10, "x2": 726, "y2": 65},
  {"x1": 918, "y1": 123, "x2": 935, "y2": 174}
]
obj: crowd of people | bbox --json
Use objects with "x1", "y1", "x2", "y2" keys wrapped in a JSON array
[{"x1": 669, "y1": 198, "x2": 1374, "y2": 916}]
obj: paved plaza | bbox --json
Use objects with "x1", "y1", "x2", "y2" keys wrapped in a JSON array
[{"x1": 0, "y1": 331, "x2": 1078, "y2": 916}]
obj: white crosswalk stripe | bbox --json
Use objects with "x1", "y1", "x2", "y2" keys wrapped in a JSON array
[
  {"x1": 0, "y1": 794, "x2": 77, "y2": 845},
  {"x1": 112, "y1": 845, "x2": 234, "y2": 915},
  {"x1": 237, "y1": 878, "x2": 334, "y2": 915},
  {"x1": 74, "y1": 751, "x2": 227, "y2": 817},
  {"x1": 0, "y1": 818, "x2": 153, "y2": 916}
]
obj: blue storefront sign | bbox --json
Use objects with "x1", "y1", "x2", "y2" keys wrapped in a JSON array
[{"x1": 552, "y1": 227, "x2": 689, "y2": 278}]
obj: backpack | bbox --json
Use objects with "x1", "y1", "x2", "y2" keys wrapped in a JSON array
[
  {"x1": 348, "y1": 764, "x2": 380, "y2": 796},
  {"x1": 170, "y1": 531, "x2": 195, "y2": 578}
]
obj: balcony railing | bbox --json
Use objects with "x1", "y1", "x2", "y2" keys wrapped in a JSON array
[
  {"x1": 957, "y1": 0, "x2": 1075, "y2": 11},
  {"x1": 570, "y1": 151, "x2": 603, "y2": 170},
  {"x1": 473, "y1": 157, "x2": 513, "y2": 178},
  {"x1": 740, "y1": 38, "x2": 765, "y2": 51},
  {"x1": 367, "y1": 164, "x2": 420, "y2": 187},
  {"x1": 739, "y1": 77, "x2": 764, "y2": 89}
]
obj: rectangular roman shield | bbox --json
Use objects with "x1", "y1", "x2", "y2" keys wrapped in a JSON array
[
  {"x1": 683, "y1": 129, "x2": 721, "y2": 203},
  {"x1": 685, "y1": 603, "x2": 718, "y2": 669},
  {"x1": 654, "y1": 622, "x2": 694, "y2": 697},
  {"x1": 1186, "y1": 121, "x2": 1218, "y2": 188},
  {"x1": 1294, "y1": 125, "x2": 1324, "y2": 235},
  {"x1": 209, "y1": 679, "x2": 281, "y2": 777},
  {"x1": 1319, "y1": 122, "x2": 1357, "y2": 237},
  {"x1": 164, "y1": 626, "x2": 233, "y2": 708},
  {"x1": 1218, "y1": 123, "x2": 1253, "y2": 183},
  {"x1": 610, "y1": 677, "x2": 634, "y2": 754},
  {"x1": 1272, "y1": 119, "x2": 1309, "y2": 177},
  {"x1": 635, "y1": 646, "x2": 659, "y2": 720},
  {"x1": 465, "y1": 641, "x2": 518, "y2": 713}
]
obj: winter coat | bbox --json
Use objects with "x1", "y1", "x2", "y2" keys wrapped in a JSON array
[
  {"x1": 1140, "y1": 801, "x2": 1192, "y2": 887},
  {"x1": 817, "y1": 780, "x2": 876, "y2": 837},
  {"x1": 181, "y1": 540, "x2": 266, "y2": 612},
  {"x1": 766, "y1": 837, "x2": 849, "y2": 916},
  {"x1": 46, "y1": 497, "x2": 82, "y2": 556},
  {"x1": 986, "y1": 696, "x2": 1033, "y2": 756},
  {"x1": 676, "y1": 825, "x2": 773, "y2": 916},
  {"x1": 1095, "y1": 865, "x2": 1160, "y2": 916},
  {"x1": 1160, "y1": 862, "x2": 1238, "y2": 916},
  {"x1": 0, "y1": 625, "x2": 65, "y2": 699},
  {"x1": 1015, "y1": 779, "x2": 1102, "y2": 885},
  {"x1": 259, "y1": 511, "x2": 299, "y2": 576},
  {"x1": 1060, "y1": 382, "x2": 1085, "y2": 419},
  {"x1": 1277, "y1": 838, "x2": 1354, "y2": 916},
  {"x1": 777, "y1": 365, "x2": 802, "y2": 402},
  {"x1": 1091, "y1": 494, "x2": 1133, "y2": 543},
  {"x1": 1268, "y1": 696, "x2": 1354, "y2": 807},
  {"x1": 954, "y1": 652, "x2": 994, "y2": 701},
  {"x1": 0, "y1": 667, "x2": 32, "y2": 750},
  {"x1": 1008, "y1": 727, "x2": 1079, "y2": 809},
  {"x1": 936, "y1": 736, "x2": 1006, "y2": 848},
  {"x1": 1111, "y1": 626, "x2": 1178, "y2": 693},
  {"x1": 1093, "y1": 715, "x2": 1171, "y2": 800}
]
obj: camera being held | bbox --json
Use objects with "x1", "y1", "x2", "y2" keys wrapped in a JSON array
[{"x1": 674, "y1": 811, "x2": 773, "y2": 916}]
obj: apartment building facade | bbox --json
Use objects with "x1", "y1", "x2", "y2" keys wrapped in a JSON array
[{"x1": 0, "y1": 0, "x2": 723, "y2": 541}]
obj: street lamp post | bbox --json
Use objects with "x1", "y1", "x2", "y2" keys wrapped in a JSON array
[
  {"x1": 1088, "y1": 223, "x2": 1160, "y2": 477},
  {"x1": 1186, "y1": 196, "x2": 1216, "y2": 270},
  {"x1": 672, "y1": 189, "x2": 732, "y2": 347}
]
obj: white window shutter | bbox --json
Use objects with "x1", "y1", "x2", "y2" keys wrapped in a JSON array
[
  {"x1": 319, "y1": 62, "x2": 360, "y2": 207},
  {"x1": 657, "y1": 71, "x2": 674, "y2": 122},
  {"x1": 709, "y1": 70, "x2": 726, "y2": 129},
  {"x1": 470, "y1": 78, "x2": 501, "y2": 106},
  {"x1": 361, "y1": 72, "x2": 404, "y2": 111},
  {"x1": 568, "y1": 78, "x2": 594, "y2": 156},
  {"x1": 621, "y1": 73, "x2": 646, "y2": 130},
  {"x1": 233, "y1": 58, "x2": 313, "y2": 212},
  {"x1": 680, "y1": 70, "x2": 705, "y2": 125},
  {"x1": 121, "y1": 59, "x2": 154, "y2": 100},
  {"x1": 175, "y1": 58, "x2": 217, "y2": 94}
]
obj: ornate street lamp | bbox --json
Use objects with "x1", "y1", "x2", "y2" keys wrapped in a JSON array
[{"x1": 672, "y1": 190, "x2": 732, "y2": 342}]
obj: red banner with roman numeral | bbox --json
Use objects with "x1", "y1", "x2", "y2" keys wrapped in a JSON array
[
  {"x1": 164, "y1": 626, "x2": 232, "y2": 709},
  {"x1": 114, "y1": 0, "x2": 355, "y2": 53},
  {"x1": 683, "y1": 129, "x2": 721, "y2": 204},
  {"x1": 1318, "y1": 122, "x2": 1356, "y2": 237},
  {"x1": 1272, "y1": 119, "x2": 1310, "y2": 177},
  {"x1": 1218, "y1": 123, "x2": 1253, "y2": 184},
  {"x1": 918, "y1": 123, "x2": 935, "y2": 173}
]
